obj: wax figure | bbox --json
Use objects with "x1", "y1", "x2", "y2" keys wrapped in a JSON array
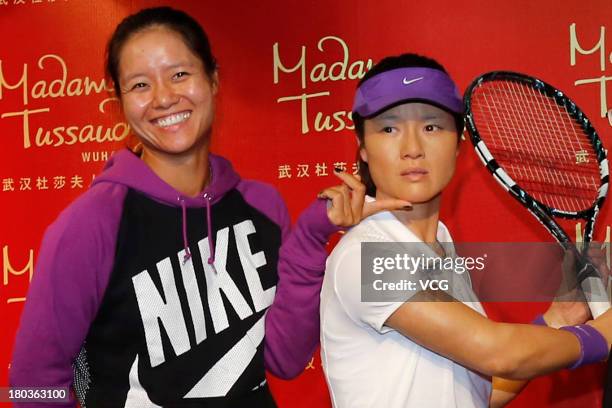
[{"x1": 320, "y1": 53, "x2": 612, "y2": 408}]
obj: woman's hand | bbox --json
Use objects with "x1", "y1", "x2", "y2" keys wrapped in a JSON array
[
  {"x1": 317, "y1": 169, "x2": 411, "y2": 227},
  {"x1": 543, "y1": 297, "x2": 590, "y2": 328},
  {"x1": 585, "y1": 243, "x2": 612, "y2": 347},
  {"x1": 544, "y1": 245, "x2": 610, "y2": 328}
]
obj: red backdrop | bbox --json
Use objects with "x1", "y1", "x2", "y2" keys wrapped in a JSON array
[{"x1": 1, "y1": 0, "x2": 611, "y2": 406}]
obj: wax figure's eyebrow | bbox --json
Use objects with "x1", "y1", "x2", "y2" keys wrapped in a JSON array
[{"x1": 373, "y1": 113, "x2": 399, "y2": 121}]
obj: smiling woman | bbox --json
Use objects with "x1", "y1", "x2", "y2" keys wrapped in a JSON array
[
  {"x1": 8, "y1": 6, "x2": 411, "y2": 408},
  {"x1": 117, "y1": 26, "x2": 218, "y2": 196}
]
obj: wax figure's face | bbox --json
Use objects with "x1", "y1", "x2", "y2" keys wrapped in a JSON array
[
  {"x1": 360, "y1": 102, "x2": 459, "y2": 204},
  {"x1": 118, "y1": 26, "x2": 218, "y2": 157}
]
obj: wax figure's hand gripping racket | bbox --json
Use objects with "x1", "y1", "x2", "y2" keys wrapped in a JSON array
[{"x1": 464, "y1": 71, "x2": 611, "y2": 318}]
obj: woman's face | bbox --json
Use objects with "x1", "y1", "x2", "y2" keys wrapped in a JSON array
[
  {"x1": 118, "y1": 26, "x2": 218, "y2": 159},
  {"x1": 360, "y1": 102, "x2": 459, "y2": 204}
]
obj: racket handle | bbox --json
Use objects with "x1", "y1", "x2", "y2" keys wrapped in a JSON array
[{"x1": 580, "y1": 275, "x2": 611, "y2": 318}]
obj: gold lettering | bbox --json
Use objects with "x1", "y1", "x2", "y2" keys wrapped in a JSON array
[
  {"x1": 574, "y1": 75, "x2": 612, "y2": 117},
  {"x1": 570, "y1": 23, "x2": 606, "y2": 71},
  {"x1": 35, "y1": 127, "x2": 54, "y2": 147},
  {"x1": 37, "y1": 54, "x2": 67, "y2": 98},
  {"x1": 66, "y1": 78, "x2": 83, "y2": 96},
  {"x1": 0, "y1": 60, "x2": 28, "y2": 104},
  {"x1": 48, "y1": 78, "x2": 65, "y2": 98},
  {"x1": 332, "y1": 111, "x2": 349, "y2": 132},
  {"x1": 95, "y1": 125, "x2": 112, "y2": 143},
  {"x1": 98, "y1": 96, "x2": 119, "y2": 113},
  {"x1": 52, "y1": 126, "x2": 65, "y2": 147},
  {"x1": 348, "y1": 60, "x2": 373, "y2": 80},
  {"x1": 112, "y1": 122, "x2": 130, "y2": 141},
  {"x1": 314, "y1": 112, "x2": 333, "y2": 132},
  {"x1": 85, "y1": 77, "x2": 110, "y2": 95},
  {"x1": 273, "y1": 36, "x2": 371, "y2": 134},
  {"x1": 346, "y1": 110, "x2": 355, "y2": 130},
  {"x1": 310, "y1": 63, "x2": 328, "y2": 83},
  {"x1": 605, "y1": 226, "x2": 611, "y2": 269},
  {"x1": 319, "y1": 36, "x2": 349, "y2": 81},
  {"x1": 305, "y1": 357, "x2": 315, "y2": 370},
  {"x1": 79, "y1": 125, "x2": 94, "y2": 142},
  {"x1": 273, "y1": 42, "x2": 306, "y2": 89},
  {"x1": 277, "y1": 91, "x2": 330, "y2": 134},
  {"x1": 65, "y1": 126, "x2": 78, "y2": 145},
  {"x1": 1, "y1": 107, "x2": 50, "y2": 148},
  {"x1": 3, "y1": 245, "x2": 34, "y2": 286},
  {"x1": 31, "y1": 79, "x2": 47, "y2": 99}
]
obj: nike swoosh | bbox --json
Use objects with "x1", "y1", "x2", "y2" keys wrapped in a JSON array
[
  {"x1": 184, "y1": 314, "x2": 266, "y2": 398},
  {"x1": 124, "y1": 354, "x2": 162, "y2": 407},
  {"x1": 402, "y1": 76, "x2": 424, "y2": 85}
]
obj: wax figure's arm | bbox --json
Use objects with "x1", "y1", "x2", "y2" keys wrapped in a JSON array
[
  {"x1": 331, "y1": 243, "x2": 587, "y2": 380},
  {"x1": 487, "y1": 312, "x2": 564, "y2": 408},
  {"x1": 385, "y1": 295, "x2": 612, "y2": 380},
  {"x1": 9, "y1": 184, "x2": 126, "y2": 408},
  {"x1": 488, "y1": 250, "x2": 607, "y2": 407}
]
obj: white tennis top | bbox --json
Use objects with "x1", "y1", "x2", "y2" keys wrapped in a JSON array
[{"x1": 320, "y1": 209, "x2": 492, "y2": 408}]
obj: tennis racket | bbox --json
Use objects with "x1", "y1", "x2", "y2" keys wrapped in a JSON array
[{"x1": 464, "y1": 71, "x2": 610, "y2": 318}]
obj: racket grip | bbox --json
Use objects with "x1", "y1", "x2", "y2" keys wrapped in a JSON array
[{"x1": 580, "y1": 276, "x2": 611, "y2": 318}]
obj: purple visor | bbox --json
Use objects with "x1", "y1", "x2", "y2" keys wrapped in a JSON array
[{"x1": 352, "y1": 67, "x2": 464, "y2": 117}]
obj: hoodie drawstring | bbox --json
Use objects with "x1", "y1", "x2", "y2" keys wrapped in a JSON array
[
  {"x1": 179, "y1": 194, "x2": 215, "y2": 268},
  {"x1": 180, "y1": 199, "x2": 192, "y2": 264},
  {"x1": 203, "y1": 192, "x2": 215, "y2": 266}
]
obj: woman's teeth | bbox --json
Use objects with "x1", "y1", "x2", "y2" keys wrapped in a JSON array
[{"x1": 154, "y1": 112, "x2": 191, "y2": 127}]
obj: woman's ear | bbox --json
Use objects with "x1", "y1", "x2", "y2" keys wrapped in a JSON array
[
  {"x1": 357, "y1": 137, "x2": 368, "y2": 163},
  {"x1": 360, "y1": 148, "x2": 368, "y2": 163},
  {"x1": 210, "y1": 70, "x2": 219, "y2": 95},
  {"x1": 456, "y1": 129, "x2": 463, "y2": 157}
]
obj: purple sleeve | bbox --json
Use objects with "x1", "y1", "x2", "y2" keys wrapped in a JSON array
[
  {"x1": 9, "y1": 184, "x2": 126, "y2": 407},
  {"x1": 264, "y1": 199, "x2": 338, "y2": 378},
  {"x1": 236, "y1": 180, "x2": 338, "y2": 378}
]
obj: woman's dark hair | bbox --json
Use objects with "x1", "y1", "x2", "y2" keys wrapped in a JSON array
[
  {"x1": 106, "y1": 6, "x2": 218, "y2": 97},
  {"x1": 353, "y1": 53, "x2": 461, "y2": 197}
]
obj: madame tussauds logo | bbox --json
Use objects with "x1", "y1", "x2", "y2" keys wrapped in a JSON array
[
  {"x1": 0, "y1": 54, "x2": 130, "y2": 150},
  {"x1": 273, "y1": 35, "x2": 373, "y2": 135}
]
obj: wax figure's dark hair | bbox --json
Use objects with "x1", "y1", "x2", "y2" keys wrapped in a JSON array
[
  {"x1": 352, "y1": 53, "x2": 463, "y2": 197},
  {"x1": 106, "y1": 6, "x2": 218, "y2": 96}
]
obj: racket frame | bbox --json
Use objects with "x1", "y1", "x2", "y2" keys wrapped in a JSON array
[{"x1": 464, "y1": 71, "x2": 610, "y2": 315}]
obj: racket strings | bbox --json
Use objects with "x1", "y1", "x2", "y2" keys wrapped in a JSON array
[{"x1": 471, "y1": 80, "x2": 600, "y2": 213}]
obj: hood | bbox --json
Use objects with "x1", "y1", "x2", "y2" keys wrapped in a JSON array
[
  {"x1": 92, "y1": 148, "x2": 241, "y2": 266},
  {"x1": 92, "y1": 149, "x2": 240, "y2": 207}
]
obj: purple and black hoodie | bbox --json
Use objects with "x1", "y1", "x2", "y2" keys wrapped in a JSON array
[{"x1": 10, "y1": 149, "x2": 336, "y2": 407}]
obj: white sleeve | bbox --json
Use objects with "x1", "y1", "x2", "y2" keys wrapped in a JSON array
[{"x1": 329, "y1": 243, "x2": 422, "y2": 334}]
